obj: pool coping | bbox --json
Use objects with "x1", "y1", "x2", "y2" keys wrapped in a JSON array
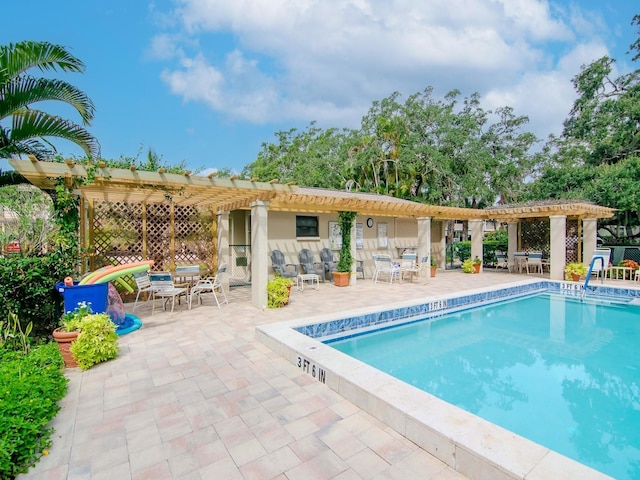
[{"x1": 256, "y1": 278, "x2": 624, "y2": 480}]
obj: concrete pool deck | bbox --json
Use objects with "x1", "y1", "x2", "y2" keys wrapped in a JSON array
[{"x1": 20, "y1": 270, "x2": 626, "y2": 480}]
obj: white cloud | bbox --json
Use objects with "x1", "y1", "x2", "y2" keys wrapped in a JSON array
[
  {"x1": 154, "y1": 0, "x2": 615, "y2": 137},
  {"x1": 483, "y1": 40, "x2": 611, "y2": 140}
]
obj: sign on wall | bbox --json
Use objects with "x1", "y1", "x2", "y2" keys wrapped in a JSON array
[
  {"x1": 377, "y1": 223, "x2": 388, "y2": 248},
  {"x1": 329, "y1": 221, "x2": 341, "y2": 249}
]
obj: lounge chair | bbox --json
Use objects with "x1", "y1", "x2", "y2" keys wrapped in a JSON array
[
  {"x1": 299, "y1": 249, "x2": 325, "y2": 282},
  {"x1": 590, "y1": 249, "x2": 611, "y2": 280},
  {"x1": 270, "y1": 250, "x2": 298, "y2": 278}
]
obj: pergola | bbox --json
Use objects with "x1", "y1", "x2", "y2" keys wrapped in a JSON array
[{"x1": 9, "y1": 158, "x2": 616, "y2": 307}]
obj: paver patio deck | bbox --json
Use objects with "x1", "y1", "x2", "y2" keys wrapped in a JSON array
[{"x1": 19, "y1": 269, "x2": 627, "y2": 479}]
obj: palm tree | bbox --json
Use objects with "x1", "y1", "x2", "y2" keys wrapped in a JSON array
[{"x1": 0, "y1": 40, "x2": 100, "y2": 160}]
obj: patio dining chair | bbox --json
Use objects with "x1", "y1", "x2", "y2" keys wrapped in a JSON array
[
  {"x1": 132, "y1": 271, "x2": 153, "y2": 311},
  {"x1": 148, "y1": 272, "x2": 188, "y2": 314},
  {"x1": 495, "y1": 252, "x2": 509, "y2": 270},
  {"x1": 373, "y1": 254, "x2": 401, "y2": 284},
  {"x1": 400, "y1": 253, "x2": 419, "y2": 282},
  {"x1": 512, "y1": 252, "x2": 527, "y2": 273},
  {"x1": 189, "y1": 264, "x2": 229, "y2": 309},
  {"x1": 356, "y1": 259, "x2": 365, "y2": 279},
  {"x1": 526, "y1": 252, "x2": 544, "y2": 274}
]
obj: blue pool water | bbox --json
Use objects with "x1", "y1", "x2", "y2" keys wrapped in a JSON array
[{"x1": 328, "y1": 293, "x2": 640, "y2": 479}]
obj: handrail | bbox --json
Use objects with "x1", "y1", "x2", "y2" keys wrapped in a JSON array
[{"x1": 582, "y1": 256, "x2": 605, "y2": 297}]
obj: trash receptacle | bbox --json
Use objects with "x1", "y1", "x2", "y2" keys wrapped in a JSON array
[{"x1": 56, "y1": 282, "x2": 108, "y2": 314}]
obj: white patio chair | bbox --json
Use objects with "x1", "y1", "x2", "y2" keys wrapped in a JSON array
[
  {"x1": 400, "y1": 253, "x2": 419, "y2": 282},
  {"x1": 495, "y1": 252, "x2": 509, "y2": 270},
  {"x1": 132, "y1": 271, "x2": 153, "y2": 311},
  {"x1": 188, "y1": 264, "x2": 229, "y2": 309},
  {"x1": 373, "y1": 254, "x2": 401, "y2": 284},
  {"x1": 512, "y1": 252, "x2": 527, "y2": 273},
  {"x1": 149, "y1": 272, "x2": 188, "y2": 314},
  {"x1": 526, "y1": 252, "x2": 544, "y2": 274}
]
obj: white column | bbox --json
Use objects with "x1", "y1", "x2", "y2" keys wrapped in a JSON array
[
  {"x1": 417, "y1": 217, "x2": 432, "y2": 265},
  {"x1": 469, "y1": 219, "x2": 484, "y2": 272},
  {"x1": 582, "y1": 218, "x2": 598, "y2": 264},
  {"x1": 434, "y1": 220, "x2": 446, "y2": 268},
  {"x1": 549, "y1": 215, "x2": 567, "y2": 281},
  {"x1": 350, "y1": 219, "x2": 357, "y2": 285},
  {"x1": 507, "y1": 221, "x2": 518, "y2": 267},
  {"x1": 217, "y1": 211, "x2": 230, "y2": 291},
  {"x1": 250, "y1": 201, "x2": 269, "y2": 309}
]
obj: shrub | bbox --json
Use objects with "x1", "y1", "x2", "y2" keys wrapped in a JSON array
[
  {"x1": 0, "y1": 342, "x2": 67, "y2": 478},
  {"x1": 267, "y1": 276, "x2": 293, "y2": 308},
  {"x1": 0, "y1": 252, "x2": 77, "y2": 339},
  {"x1": 462, "y1": 258, "x2": 475, "y2": 273},
  {"x1": 69, "y1": 313, "x2": 119, "y2": 370}
]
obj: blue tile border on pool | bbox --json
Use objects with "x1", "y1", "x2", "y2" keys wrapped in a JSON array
[{"x1": 294, "y1": 280, "x2": 640, "y2": 340}]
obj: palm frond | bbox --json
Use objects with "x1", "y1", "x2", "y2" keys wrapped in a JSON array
[
  {"x1": 9, "y1": 109, "x2": 100, "y2": 159},
  {"x1": 0, "y1": 41, "x2": 85, "y2": 84},
  {"x1": 0, "y1": 76, "x2": 95, "y2": 124}
]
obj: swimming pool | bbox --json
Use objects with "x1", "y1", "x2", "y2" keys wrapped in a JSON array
[
  {"x1": 257, "y1": 280, "x2": 640, "y2": 479},
  {"x1": 328, "y1": 292, "x2": 640, "y2": 480}
]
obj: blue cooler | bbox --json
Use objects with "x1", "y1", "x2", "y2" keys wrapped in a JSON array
[{"x1": 56, "y1": 281, "x2": 108, "y2": 314}]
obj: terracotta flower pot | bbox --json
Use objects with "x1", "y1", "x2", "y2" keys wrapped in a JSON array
[
  {"x1": 570, "y1": 273, "x2": 580, "y2": 282},
  {"x1": 333, "y1": 271, "x2": 350, "y2": 287},
  {"x1": 52, "y1": 327, "x2": 79, "y2": 368},
  {"x1": 473, "y1": 263, "x2": 481, "y2": 274},
  {"x1": 284, "y1": 284, "x2": 292, "y2": 306},
  {"x1": 430, "y1": 266, "x2": 437, "y2": 277}
]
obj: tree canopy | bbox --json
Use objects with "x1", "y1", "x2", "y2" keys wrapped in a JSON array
[
  {"x1": 244, "y1": 88, "x2": 539, "y2": 209},
  {"x1": 527, "y1": 14, "x2": 640, "y2": 241}
]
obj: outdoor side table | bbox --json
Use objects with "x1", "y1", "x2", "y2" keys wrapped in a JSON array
[{"x1": 296, "y1": 273, "x2": 320, "y2": 291}]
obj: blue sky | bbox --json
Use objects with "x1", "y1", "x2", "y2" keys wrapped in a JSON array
[{"x1": 1, "y1": 1, "x2": 637, "y2": 176}]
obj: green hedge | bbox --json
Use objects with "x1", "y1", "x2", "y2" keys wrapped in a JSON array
[
  {"x1": 452, "y1": 237, "x2": 509, "y2": 266},
  {"x1": 0, "y1": 252, "x2": 76, "y2": 339}
]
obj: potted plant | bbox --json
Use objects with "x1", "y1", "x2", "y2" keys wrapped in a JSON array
[
  {"x1": 430, "y1": 256, "x2": 437, "y2": 277},
  {"x1": 472, "y1": 256, "x2": 482, "y2": 274},
  {"x1": 333, "y1": 211, "x2": 357, "y2": 287},
  {"x1": 564, "y1": 262, "x2": 587, "y2": 281},
  {"x1": 267, "y1": 276, "x2": 294, "y2": 308},
  {"x1": 69, "y1": 313, "x2": 119, "y2": 370},
  {"x1": 461, "y1": 258, "x2": 475, "y2": 274},
  {"x1": 53, "y1": 301, "x2": 92, "y2": 368},
  {"x1": 53, "y1": 302, "x2": 120, "y2": 369}
]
